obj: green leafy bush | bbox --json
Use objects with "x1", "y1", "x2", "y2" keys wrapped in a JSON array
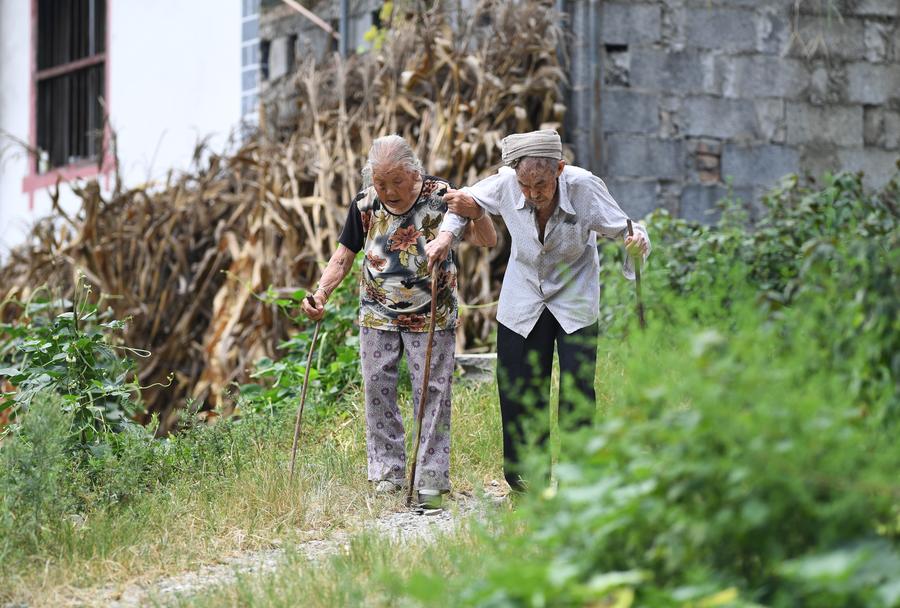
[
  {"x1": 544, "y1": 305, "x2": 896, "y2": 606},
  {"x1": 401, "y1": 295, "x2": 899, "y2": 606},
  {"x1": 0, "y1": 277, "x2": 290, "y2": 556},
  {"x1": 0, "y1": 281, "x2": 144, "y2": 444},
  {"x1": 603, "y1": 169, "x2": 899, "y2": 423}
]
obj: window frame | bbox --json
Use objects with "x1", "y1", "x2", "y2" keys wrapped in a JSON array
[{"x1": 23, "y1": 0, "x2": 113, "y2": 208}]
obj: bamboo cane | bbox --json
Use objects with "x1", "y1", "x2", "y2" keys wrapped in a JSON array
[
  {"x1": 289, "y1": 295, "x2": 322, "y2": 482},
  {"x1": 406, "y1": 266, "x2": 440, "y2": 507},
  {"x1": 626, "y1": 219, "x2": 646, "y2": 330}
]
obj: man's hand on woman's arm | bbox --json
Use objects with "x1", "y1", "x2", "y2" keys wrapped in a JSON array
[
  {"x1": 444, "y1": 187, "x2": 498, "y2": 249},
  {"x1": 443, "y1": 188, "x2": 481, "y2": 218},
  {"x1": 427, "y1": 189, "x2": 497, "y2": 271}
]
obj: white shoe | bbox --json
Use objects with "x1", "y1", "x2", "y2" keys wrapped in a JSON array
[{"x1": 415, "y1": 489, "x2": 443, "y2": 511}]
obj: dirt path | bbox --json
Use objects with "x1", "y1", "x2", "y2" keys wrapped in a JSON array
[{"x1": 95, "y1": 493, "x2": 494, "y2": 607}]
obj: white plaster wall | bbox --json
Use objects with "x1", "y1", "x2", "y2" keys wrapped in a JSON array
[
  {"x1": 0, "y1": 0, "x2": 242, "y2": 258},
  {"x1": 110, "y1": 0, "x2": 242, "y2": 187},
  {"x1": 0, "y1": 0, "x2": 38, "y2": 253}
]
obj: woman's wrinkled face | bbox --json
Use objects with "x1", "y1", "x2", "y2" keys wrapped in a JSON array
[
  {"x1": 515, "y1": 159, "x2": 564, "y2": 211},
  {"x1": 373, "y1": 165, "x2": 420, "y2": 209}
]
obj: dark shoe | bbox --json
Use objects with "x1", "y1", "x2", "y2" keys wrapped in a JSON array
[{"x1": 505, "y1": 473, "x2": 528, "y2": 494}]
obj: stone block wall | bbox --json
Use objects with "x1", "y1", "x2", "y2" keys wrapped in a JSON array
[{"x1": 599, "y1": 0, "x2": 900, "y2": 223}]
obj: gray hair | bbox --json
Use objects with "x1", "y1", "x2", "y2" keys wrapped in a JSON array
[
  {"x1": 511, "y1": 156, "x2": 560, "y2": 175},
  {"x1": 362, "y1": 134, "x2": 424, "y2": 187}
]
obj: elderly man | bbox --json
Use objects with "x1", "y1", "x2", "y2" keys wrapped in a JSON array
[{"x1": 425, "y1": 129, "x2": 650, "y2": 491}]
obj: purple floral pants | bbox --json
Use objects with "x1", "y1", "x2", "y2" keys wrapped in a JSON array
[{"x1": 359, "y1": 326, "x2": 455, "y2": 492}]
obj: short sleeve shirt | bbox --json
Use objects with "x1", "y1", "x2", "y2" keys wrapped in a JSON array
[{"x1": 339, "y1": 176, "x2": 458, "y2": 332}]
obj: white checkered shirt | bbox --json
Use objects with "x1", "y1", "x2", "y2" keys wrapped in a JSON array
[{"x1": 440, "y1": 165, "x2": 650, "y2": 338}]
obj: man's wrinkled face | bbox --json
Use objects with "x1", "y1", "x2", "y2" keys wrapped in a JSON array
[
  {"x1": 373, "y1": 165, "x2": 420, "y2": 209},
  {"x1": 515, "y1": 159, "x2": 565, "y2": 211}
]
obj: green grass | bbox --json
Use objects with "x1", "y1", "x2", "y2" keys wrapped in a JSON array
[
  {"x1": 182, "y1": 299, "x2": 900, "y2": 607},
  {"x1": 3, "y1": 380, "x2": 504, "y2": 607},
  {"x1": 174, "y1": 354, "x2": 630, "y2": 608},
  {"x1": 181, "y1": 520, "x2": 511, "y2": 608}
]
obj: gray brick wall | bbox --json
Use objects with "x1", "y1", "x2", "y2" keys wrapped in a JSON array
[
  {"x1": 599, "y1": 0, "x2": 900, "y2": 223},
  {"x1": 258, "y1": 1, "x2": 900, "y2": 223}
]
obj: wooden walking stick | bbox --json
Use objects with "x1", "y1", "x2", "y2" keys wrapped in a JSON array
[
  {"x1": 626, "y1": 219, "x2": 647, "y2": 330},
  {"x1": 289, "y1": 295, "x2": 322, "y2": 483},
  {"x1": 406, "y1": 266, "x2": 440, "y2": 507}
]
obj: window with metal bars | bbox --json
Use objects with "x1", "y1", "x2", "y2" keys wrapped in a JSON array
[{"x1": 35, "y1": 0, "x2": 107, "y2": 171}]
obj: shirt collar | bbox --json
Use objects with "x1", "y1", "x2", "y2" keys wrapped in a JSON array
[
  {"x1": 557, "y1": 172, "x2": 575, "y2": 215},
  {"x1": 515, "y1": 192, "x2": 527, "y2": 210}
]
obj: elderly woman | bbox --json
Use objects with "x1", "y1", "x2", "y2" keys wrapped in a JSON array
[
  {"x1": 427, "y1": 129, "x2": 650, "y2": 492},
  {"x1": 302, "y1": 135, "x2": 496, "y2": 508}
]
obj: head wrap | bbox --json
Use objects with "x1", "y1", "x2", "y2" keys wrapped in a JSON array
[{"x1": 501, "y1": 129, "x2": 563, "y2": 166}]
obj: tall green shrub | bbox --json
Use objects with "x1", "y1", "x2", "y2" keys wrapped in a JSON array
[
  {"x1": 0, "y1": 282, "x2": 144, "y2": 444},
  {"x1": 400, "y1": 170, "x2": 900, "y2": 607},
  {"x1": 0, "y1": 391, "x2": 77, "y2": 560}
]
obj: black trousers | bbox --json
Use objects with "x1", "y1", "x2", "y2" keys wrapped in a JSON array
[{"x1": 496, "y1": 308, "x2": 598, "y2": 491}]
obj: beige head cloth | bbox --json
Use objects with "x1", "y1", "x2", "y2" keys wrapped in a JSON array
[{"x1": 501, "y1": 129, "x2": 563, "y2": 166}]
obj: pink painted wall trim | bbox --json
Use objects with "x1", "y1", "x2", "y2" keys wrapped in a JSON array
[{"x1": 23, "y1": 0, "x2": 113, "y2": 208}]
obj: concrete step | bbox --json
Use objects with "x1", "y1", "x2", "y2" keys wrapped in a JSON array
[{"x1": 454, "y1": 352, "x2": 496, "y2": 383}]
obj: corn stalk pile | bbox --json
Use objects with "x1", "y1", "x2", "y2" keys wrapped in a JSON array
[{"x1": 0, "y1": 0, "x2": 566, "y2": 429}]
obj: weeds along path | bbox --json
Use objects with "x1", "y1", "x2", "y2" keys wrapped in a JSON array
[{"x1": 96, "y1": 494, "x2": 488, "y2": 607}]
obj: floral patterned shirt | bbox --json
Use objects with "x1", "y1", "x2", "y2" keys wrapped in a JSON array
[{"x1": 338, "y1": 176, "x2": 458, "y2": 333}]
